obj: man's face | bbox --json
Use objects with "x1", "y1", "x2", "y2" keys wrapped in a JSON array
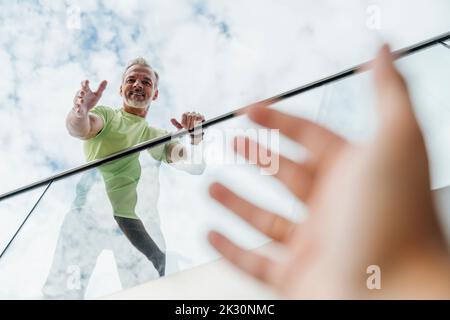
[{"x1": 120, "y1": 65, "x2": 158, "y2": 109}]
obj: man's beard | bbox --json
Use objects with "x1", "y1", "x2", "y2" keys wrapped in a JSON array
[{"x1": 124, "y1": 94, "x2": 150, "y2": 109}]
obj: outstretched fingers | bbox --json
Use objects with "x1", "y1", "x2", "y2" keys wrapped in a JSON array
[
  {"x1": 373, "y1": 45, "x2": 418, "y2": 134},
  {"x1": 95, "y1": 80, "x2": 108, "y2": 96},
  {"x1": 233, "y1": 137, "x2": 314, "y2": 201},
  {"x1": 247, "y1": 107, "x2": 346, "y2": 166},
  {"x1": 170, "y1": 118, "x2": 184, "y2": 129},
  {"x1": 209, "y1": 183, "x2": 296, "y2": 242},
  {"x1": 208, "y1": 230, "x2": 282, "y2": 286},
  {"x1": 81, "y1": 79, "x2": 91, "y2": 92}
]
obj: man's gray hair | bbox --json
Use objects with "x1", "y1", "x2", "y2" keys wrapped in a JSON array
[{"x1": 122, "y1": 57, "x2": 159, "y2": 87}]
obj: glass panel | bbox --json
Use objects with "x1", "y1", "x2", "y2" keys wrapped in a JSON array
[
  {"x1": 0, "y1": 42, "x2": 449, "y2": 299},
  {"x1": 0, "y1": 185, "x2": 49, "y2": 255},
  {"x1": 0, "y1": 138, "x2": 299, "y2": 299},
  {"x1": 317, "y1": 44, "x2": 450, "y2": 188}
]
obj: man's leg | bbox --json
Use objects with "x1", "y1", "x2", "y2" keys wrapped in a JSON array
[
  {"x1": 113, "y1": 233, "x2": 158, "y2": 289},
  {"x1": 114, "y1": 216, "x2": 166, "y2": 277},
  {"x1": 42, "y1": 209, "x2": 101, "y2": 299}
]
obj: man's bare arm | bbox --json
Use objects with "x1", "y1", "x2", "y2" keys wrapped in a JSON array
[
  {"x1": 66, "y1": 110, "x2": 104, "y2": 140},
  {"x1": 166, "y1": 142, "x2": 206, "y2": 175},
  {"x1": 167, "y1": 112, "x2": 205, "y2": 163},
  {"x1": 66, "y1": 79, "x2": 107, "y2": 140},
  {"x1": 166, "y1": 143, "x2": 187, "y2": 163}
]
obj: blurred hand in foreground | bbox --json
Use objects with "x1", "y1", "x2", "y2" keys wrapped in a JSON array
[{"x1": 208, "y1": 45, "x2": 450, "y2": 299}]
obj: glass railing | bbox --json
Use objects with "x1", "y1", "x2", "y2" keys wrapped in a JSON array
[{"x1": 0, "y1": 34, "x2": 449, "y2": 299}]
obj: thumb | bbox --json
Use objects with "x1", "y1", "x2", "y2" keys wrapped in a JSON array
[
  {"x1": 373, "y1": 44, "x2": 417, "y2": 131},
  {"x1": 95, "y1": 80, "x2": 108, "y2": 95},
  {"x1": 170, "y1": 118, "x2": 183, "y2": 129}
]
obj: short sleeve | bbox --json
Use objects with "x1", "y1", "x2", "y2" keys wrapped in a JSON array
[
  {"x1": 147, "y1": 127, "x2": 181, "y2": 163},
  {"x1": 88, "y1": 105, "x2": 114, "y2": 139}
]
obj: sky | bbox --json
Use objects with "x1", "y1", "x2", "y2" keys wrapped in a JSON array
[{"x1": 0, "y1": 0, "x2": 449, "y2": 298}]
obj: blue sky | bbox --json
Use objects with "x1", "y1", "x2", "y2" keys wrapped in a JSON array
[
  {"x1": 0, "y1": 0, "x2": 449, "y2": 195},
  {"x1": 0, "y1": 0, "x2": 449, "y2": 298}
]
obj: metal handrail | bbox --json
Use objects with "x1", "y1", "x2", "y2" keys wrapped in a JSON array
[{"x1": 0, "y1": 31, "x2": 448, "y2": 203}]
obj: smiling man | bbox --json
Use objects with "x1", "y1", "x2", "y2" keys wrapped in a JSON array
[{"x1": 42, "y1": 57, "x2": 205, "y2": 299}]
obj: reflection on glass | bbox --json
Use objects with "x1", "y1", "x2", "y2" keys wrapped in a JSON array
[
  {"x1": 42, "y1": 161, "x2": 168, "y2": 299},
  {"x1": 41, "y1": 127, "x2": 207, "y2": 299},
  {"x1": 0, "y1": 43, "x2": 449, "y2": 299},
  {"x1": 0, "y1": 186, "x2": 48, "y2": 255},
  {"x1": 317, "y1": 44, "x2": 450, "y2": 188}
]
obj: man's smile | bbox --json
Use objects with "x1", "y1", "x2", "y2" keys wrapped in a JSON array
[{"x1": 128, "y1": 90, "x2": 146, "y2": 100}]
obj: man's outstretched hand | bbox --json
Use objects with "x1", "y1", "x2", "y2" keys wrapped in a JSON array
[
  {"x1": 171, "y1": 112, "x2": 205, "y2": 145},
  {"x1": 208, "y1": 45, "x2": 450, "y2": 299},
  {"x1": 73, "y1": 79, "x2": 108, "y2": 117}
]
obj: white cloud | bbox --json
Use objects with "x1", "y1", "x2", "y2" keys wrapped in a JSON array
[
  {"x1": 0, "y1": 0, "x2": 449, "y2": 298},
  {"x1": 0, "y1": 49, "x2": 14, "y2": 101}
]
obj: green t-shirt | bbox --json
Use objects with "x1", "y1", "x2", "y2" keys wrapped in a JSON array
[{"x1": 84, "y1": 105, "x2": 178, "y2": 219}]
